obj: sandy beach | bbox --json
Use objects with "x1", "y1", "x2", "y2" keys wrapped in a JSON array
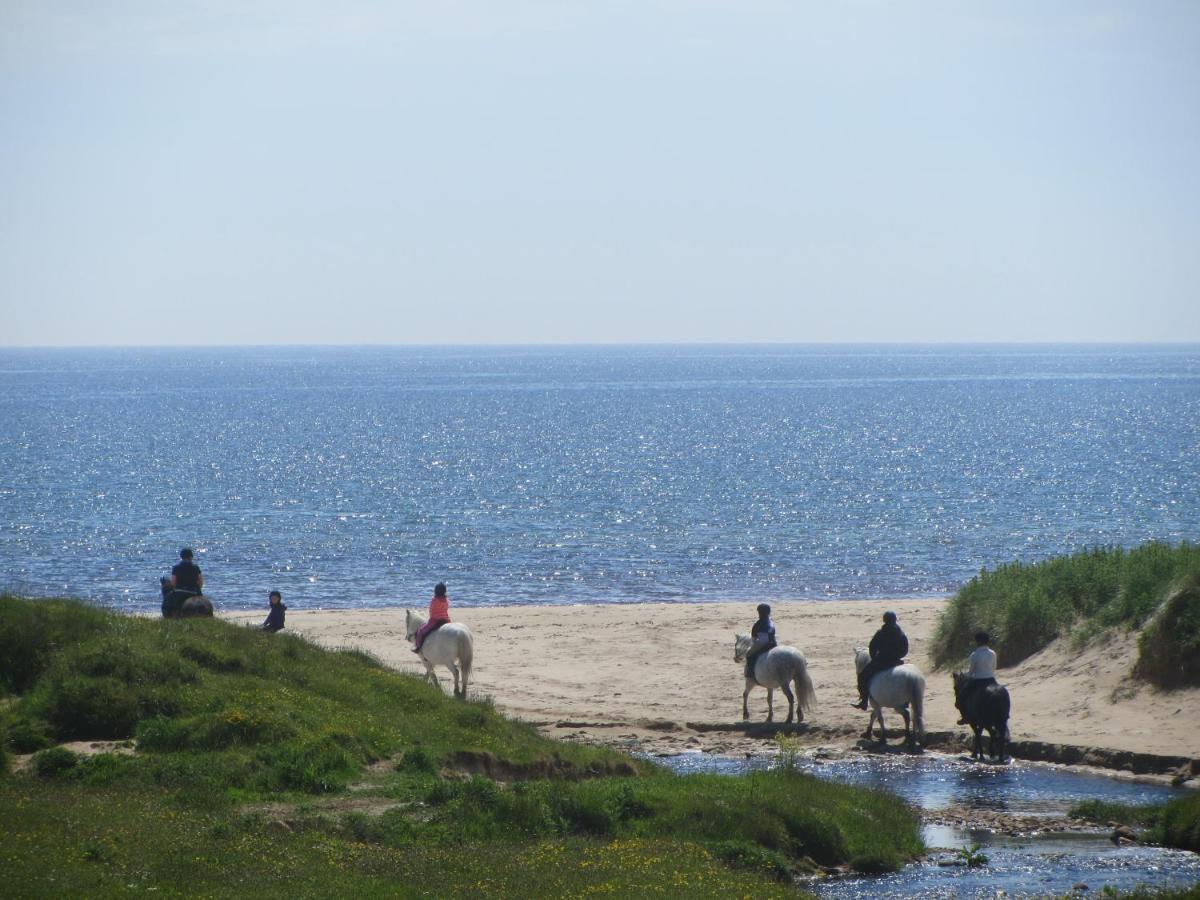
[{"x1": 226, "y1": 599, "x2": 1200, "y2": 764}]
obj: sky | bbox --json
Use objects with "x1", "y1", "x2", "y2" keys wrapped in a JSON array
[{"x1": 2, "y1": 1, "x2": 1198, "y2": 346}]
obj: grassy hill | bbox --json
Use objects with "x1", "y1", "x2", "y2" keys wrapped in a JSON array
[
  {"x1": 930, "y1": 542, "x2": 1200, "y2": 686},
  {"x1": 0, "y1": 595, "x2": 922, "y2": 896}
]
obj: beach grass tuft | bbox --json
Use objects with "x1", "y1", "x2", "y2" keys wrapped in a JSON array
[
  {"x1": 1069, "y1": 794, "x2": 1200, "y2": 854},
  {"x1": 930, "y1": 542, "x2": 1200, "y2": 681}
]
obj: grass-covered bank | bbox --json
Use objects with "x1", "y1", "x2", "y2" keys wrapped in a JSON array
[
  {"x1": 0, "y1": 596, "x2": 922, "y2": 896},
  {"x1": 931, "y1": 542, "x2": 1200, "y2": 685},
  {"x1": 1069, "y1": 793, "x2": 1200, "y2": 853}
]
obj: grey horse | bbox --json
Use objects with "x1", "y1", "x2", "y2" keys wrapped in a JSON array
[{"x1": 734, "y1": 634, "x2": 818, "y2": 724}]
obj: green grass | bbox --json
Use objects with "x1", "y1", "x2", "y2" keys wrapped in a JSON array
[
  {"x1": 0, "y1": 594, "x2": 627, "y2": 784},
  {"x1": 1154, "y1": 791, "x2": 1200, "y2": 853},
  {"x1": 1068, "y1": 794, "x2": 1200, "y2": 854},
  {"x1": 0, "y1": 780, "x2": 812, "y2": 898},
  {"x1": 0, "y1": 595, "x2": 924, "y2": 896},
  {"x1": 1068, "y1": 799, "x2": 1163, "y2": 828},
  {"x1": 930, "y1": 542, "x2": 1200, "y2": 681}
]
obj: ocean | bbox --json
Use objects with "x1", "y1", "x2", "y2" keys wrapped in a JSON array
[{"x1": 1, "y1": 344, "x2": 1196, "y2": 611}]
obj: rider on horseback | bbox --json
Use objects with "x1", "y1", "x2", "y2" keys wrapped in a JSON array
[
  {"x1": 162, "y1": 547, "x2": 204, "y2": 617},
  {"x1": 851, "y1": 611, "x2": 908, "y2": 710},
  {"x1": 412, "y1": 582, "x2": 451, "y2": 654},
  {"x1": 957, "y1": 631, "x2": 997, "y2": 724},
  {"x1": 745, "y1": 603, "x2": 777, "y2": 681}
]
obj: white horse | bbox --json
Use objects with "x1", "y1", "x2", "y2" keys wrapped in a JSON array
[
  {"x1": 733, "y1": 635, "x2": 818, "y2": 724},
  {"x1": 405, "y1": 609, "x2": 474, "y2": 699},
  {"x1": 853, "y1": 648, "x2": 925, "y2": 749}
]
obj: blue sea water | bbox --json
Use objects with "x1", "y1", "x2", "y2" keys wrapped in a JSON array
[{"x1": 0, "y1": 344, "x2": 1196, "y2": 611}]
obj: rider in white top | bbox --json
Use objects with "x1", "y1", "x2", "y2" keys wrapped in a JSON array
[
  {"x1": 967, "y1": 643, "x2": 997, "y2": 679},
  {"x1": 958, "y1": 631, "x2": 998, "y2": 724}
]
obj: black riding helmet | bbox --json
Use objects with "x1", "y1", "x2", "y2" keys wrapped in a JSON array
[
  {"x1": 756, "y1": 603, "x2": 771, "y2": 617},
  {"x1": 883, "y1": 610, "x2": 897, "y2": 624}
]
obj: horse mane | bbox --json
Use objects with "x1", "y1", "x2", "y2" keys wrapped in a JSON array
[{"x1": 406, "y1": 608, "x2": 427, "y2": 637}]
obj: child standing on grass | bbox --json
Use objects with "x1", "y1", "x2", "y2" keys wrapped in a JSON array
[
  {"x1": 262, "y1": 590, "x2": 286, "y2": 633},
  {"x1": 412, "y1": 582, "x2": 450, "y2": 653}
]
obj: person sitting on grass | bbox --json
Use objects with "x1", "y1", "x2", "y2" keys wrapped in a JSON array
[
  {"x1": 262, "y1": 590, "x2": 286, "y2": 633},
  {"x1": 412, "y1": 582, "x2": 451, "y2": 654},
  {"x1": 957, "y1": 630, "x2": 997, "y2": 724},
  {"x1": 744, "y1": 603, "x2": 777, "y2": 680},
  {"x1": 851, "y1": 610, "x2": 909, "y2": 710}
]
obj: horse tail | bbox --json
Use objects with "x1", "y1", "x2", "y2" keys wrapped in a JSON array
[
  {"x1": 911, "y1": 672, "x2": 926, "y2": 743},
  {"x1": 795, "y1": 658, "x2": 817, "y2": 713}
]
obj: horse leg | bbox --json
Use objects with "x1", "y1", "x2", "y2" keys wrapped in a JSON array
[
  {"x1": 742, "y1": 683, "x2": 752, "y2": 721},
  {"x1": 780, "y1": 682, "x2": 795, "y2": 725},
  {"x1": 424, "y1": 662, "x2": 439, "y2": 690},
  {"x1": 899, "y1": 707, "x2": 912, "y2": 749},
  {"x1": 448, "y1": 662, "x2": 461, "y2": 699},
  {"x1": 971, "y1": 724, "x2": 983, "y2": 760},
  {"x1": 765, "y1": 688, "x2": 774, "y2": 723}
]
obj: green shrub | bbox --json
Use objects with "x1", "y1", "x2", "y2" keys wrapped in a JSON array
[
  {"x1": 1134, "y1": 574, "x2": 1200, "y2": 687},
  {"x1": 931, "y1": 542, "x2": 1200, "y2": 671},
  {"x1": 1155, "y1": 792, "x2": 1200, "y2": 852},
  {"x1": 849, "y1": 851, "x2": 900, "y2": 874},
  {"x1": 398, "y1": 746, "x2": 436, "y2": 773},
  {"x1": 4, "y1": 716, "x2": 53, "y2": 753},
  {"x1": 0, "y1": 596, "x2": 113, "y2": 695},
  {"x1": 1068, "y1": 799, "x2": 1160, "y2": 827},
  {"x1": 33, "y1": 746, "x2": 79, "y2": 777},
  {"x1": 73, "y1": 752, "x2": 139, "y2": 785},
  {"x1": 44, "y1": 675, "x2": 139, "y2": 740},
  {"x1": 138, "y1": 707, "x2": 299, "y2": 752},
  {"x1": 179, "y1": 642, "x2": 249, "y2": 674},
  {"x1": 709, "y1": 840, "x2": 796, "y2": 882},
  {"x1": 261, "y1": 737, "x2": 354, "y2": 793}
]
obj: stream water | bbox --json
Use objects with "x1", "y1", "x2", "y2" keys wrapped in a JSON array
[{"x1": 655, "y1": 751, "x2": 1200, "y2": 897}]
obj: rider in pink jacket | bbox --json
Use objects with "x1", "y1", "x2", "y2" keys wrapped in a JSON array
[{"x1": 412, "y1": 582, "x2": 451, "y2": 653}]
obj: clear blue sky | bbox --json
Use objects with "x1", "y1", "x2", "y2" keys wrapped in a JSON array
[{"x1": 2, "y1": 2, "x2": 1198, "y2": 345}]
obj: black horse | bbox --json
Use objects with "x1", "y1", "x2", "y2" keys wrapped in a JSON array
[
  {"x1": 953, "y1": 672, "x2": 1010, "y2": 761},
  {"x1": 160, "y1": 577, "x2": 214, "y2": 619}
]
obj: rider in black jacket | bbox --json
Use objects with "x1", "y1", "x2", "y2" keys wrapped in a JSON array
[{"x1": 852, "y1": 611, "x2": 909, "y2": 710}]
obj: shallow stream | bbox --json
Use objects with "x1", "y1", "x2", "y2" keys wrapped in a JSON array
[{"x1": 656, "y1": 751, "x2": 1200, "y2": 898}]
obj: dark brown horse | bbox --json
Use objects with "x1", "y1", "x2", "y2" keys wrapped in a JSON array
[
  {"x1": 953, "y1": 672, "x2": 1010, "y2": 762},
  {"x1": 160, "y1": 577, "x2": 213, "y2": 619}
]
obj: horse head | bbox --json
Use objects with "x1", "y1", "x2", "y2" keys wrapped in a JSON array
[
  {"x1": 404, "y1": 609, "x2": 424, "y2": 642},
  {"x1": 951, "y1": 671, "x2": 969, "y2": 702},
  {"x1": 852, "y1": 647, "x2": 869, "y2": 673},
  {"x1": 733, "y1": 634, "x2": 752, "y2": 662}
]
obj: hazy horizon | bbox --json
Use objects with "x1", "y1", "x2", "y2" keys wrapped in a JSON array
[
  {"x1": 4, "y1": 340, "x2": 1200, "y2": 352},
  {"x1": 4, "y1": 2, "x2": 1199, "y2": 346}
]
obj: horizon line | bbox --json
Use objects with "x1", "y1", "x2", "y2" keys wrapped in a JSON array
[{"x1": 3, "y1": 340, "x2": 1200, "y2": 351}]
